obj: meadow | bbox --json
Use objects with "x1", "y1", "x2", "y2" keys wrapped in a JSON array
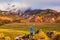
[{"x1": 0, "y1": 23, "x2": 60, "y2": 40}]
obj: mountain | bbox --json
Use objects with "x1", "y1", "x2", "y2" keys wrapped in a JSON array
[
  {"x1": 22, "y1": 9, "x2": 60, "y2": 23},
  {"x1": 24, "y1": 9, "x2": 58, "y2": 15},
  {"x1": 0, "y1": 9, "x2": 60, "y2": 23}
]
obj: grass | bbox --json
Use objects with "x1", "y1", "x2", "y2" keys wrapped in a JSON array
[
  {"x1": 0, "y1": 32, "x2": 21, "y2": 40},
  {"x1": 0, "y1": 23, "x2": 60, "y2": 39},
  {"x1": 0, "y1": 23, "x2": 60, "y2": 32}
]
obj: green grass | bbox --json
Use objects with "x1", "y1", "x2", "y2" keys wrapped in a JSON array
[
  {"x1": 0, "y1": 23, "x2": 60, "y2": 32},
  {"x1": 0, "y1": 23, "x2": 60, "y2": 40},
  {"x1": 0, "y1": 32, "x2": 21, "y2": 40}
]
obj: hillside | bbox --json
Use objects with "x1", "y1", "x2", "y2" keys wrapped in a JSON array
[
  {"x1": 0, "y1": 9, "x2": 60, "y2": 25},
  {"x1": 22, "y1": 9, "x2": 60, "y2": 23}
]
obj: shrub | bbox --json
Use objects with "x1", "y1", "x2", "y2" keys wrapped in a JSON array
[
  {"x1": 5, "y1": 36, "x2": 11, "y2": 40},
  {"x1": 13, "y1": 19, "x2": 20, "y2": 23},
  {"x1": 0, "y1": 19, "x2": 11, "y2": 25},
  {"x1": 2, "y1": 20, "x2": 11, "y2": 24},
  {"x1": 53, "y1": 34, "x2": 60, "y2": 40},
  {"x1": 0, "y1": 33, "x2": 5, "y2": 38}
]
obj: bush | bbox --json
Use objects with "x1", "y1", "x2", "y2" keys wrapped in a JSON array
[
  {"x1": 0, "y1": 19, "x2": 11, "y2": 26},
  {"x1": 0, "y1": 19, "x2": 4, "y2": 25},
  {"x1": 46, "y1": 31, "x2": 54, "y2": 38},
  {"x1": 0, "y1": 33, "x2": 5, "y2": 38},
  {"x1": 0, "y1": 23, "x2": 4, "y2": 26},
  {"x1": 13, "y1": 19, "x2": 20, "y2": 23},
  {"x1": 2, "y1": 20, "x2": 11, "y2": 24},
  {"x1": 56, "y1": 20, "x2": 60, "y2": 23},
  {"x1": 53, "y1": 34, "x2": 60, "y2": 40},
  {"x1": 5, "y1": 36, "x2": 11, "y2": 40}
]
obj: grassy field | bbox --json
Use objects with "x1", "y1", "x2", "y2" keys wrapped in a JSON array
[
  {"x1": 0, "y1": 23, "x2": 60, "y2": 40},
  {"x1": 0, "y1": 23, "x2": 60, "y2": 32}
]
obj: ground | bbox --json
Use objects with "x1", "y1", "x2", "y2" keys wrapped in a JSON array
[{"x1": 0, "y1": 23, "x2": 60, "y2": 40}]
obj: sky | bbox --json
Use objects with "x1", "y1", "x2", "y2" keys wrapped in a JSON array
[{"x1": 0, "y1": 0, "x2": 60, "y2": 12}]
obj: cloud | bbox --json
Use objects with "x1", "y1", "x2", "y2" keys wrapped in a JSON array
[
  {"x1": 49, "y1": 6, "x2": 60, "y2": 12},
  {"x1": 17, "y1": 0, "x2": 60, "y2": 3},
  {"x1": 0, "y1": 3, "x2": 7, "y2": 10},
  {"x1": 0, "y1": 0, "x2": 60, "y2": 11},
  {"x1": 0, "y1": 0, "x2": 60, "y2": 3},
  {"x1": 0, "y1": 2, "x2": 29, "y2": 11}
]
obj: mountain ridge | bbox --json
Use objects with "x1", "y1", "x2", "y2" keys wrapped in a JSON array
[{"x1": 0, "y1": 9, "x2": 60, "y2": 23}]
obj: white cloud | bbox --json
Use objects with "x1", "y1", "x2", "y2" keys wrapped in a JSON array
[
  {"x1": 0, "y1": 0, "x2": 60, "y2": 11},
  {"x1": 0, "y1": 2, "x2": 29, "y2": 11},
  {"x1": 0, "y1": 3, "x2": 7, "y2": 10},
  {"x1": 17, "y1": 0, "x2": 60, "y2": 2},
  {"x1": 49, "y1": 6, "x2": 60, "y2": 12},
  {"x1": 42, "y1": 6, "x2": 60, "y2": 12},
  {"x1": 17, "y1": 0, "x2": 60, "y2": 3}
]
